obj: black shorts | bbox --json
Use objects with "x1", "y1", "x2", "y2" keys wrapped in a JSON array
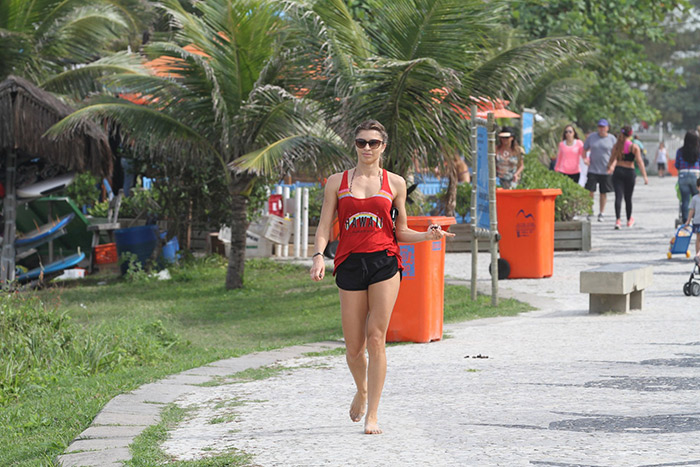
[
  {"x1": 585, "y1": 172, "x2": 614, "y2": 194},
  {"x1": 563, "y1": 172, "x2": 580, "y2": 184},
  {"x1": 335, "y1": 250, "x2": 401, "y2": 291}
]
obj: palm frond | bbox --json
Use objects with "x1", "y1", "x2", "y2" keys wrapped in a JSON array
[
  {"x1": 232, "y1": 132, "x2": 349, "y2": 176},
  {"x1": 42, "y1": 5, "x2": 131, "y2": 64},
  {"x1": 41, "y1": 51, "x2": 146, "y2": 97},
  {"x1": 276, "y1": 2, "x2": 363, "y2": 120},
  {"x1": 305, "y1": 0, "x2": 372, "y2": 61},
  {"x1": 517, "y1": 74, "x2": 592, "y2": 118},
  {"x1": 349, "y1": 55, "x2": 467, "y2": 174},
  {"x1": 368, "y1": 0, "x2": 500, "y2": 67},
  {"x1": 0, "y1": 28, "x2": 33, "y2": 79},
  {"x1": 46, "y1": 101, "x2": 224, "y2": 169},
  {"x1": 466, "y1": 36, "x2": 593, "y2": 100},
  {"x1": 232, "y1": 84, "x2": 351, "y2": 175}
]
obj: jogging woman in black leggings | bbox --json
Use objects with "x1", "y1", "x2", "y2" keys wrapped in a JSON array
[{"x1": 607, "y1": 126, "x2": 649, "y2": 229}]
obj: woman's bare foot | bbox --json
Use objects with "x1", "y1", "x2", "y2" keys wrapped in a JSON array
[
  {"x1": 364, "y1": 416, "x2": 382, "y2": 434},
  {"x1": 349, "y1": 392, "x2": 366, "y2": 422}
]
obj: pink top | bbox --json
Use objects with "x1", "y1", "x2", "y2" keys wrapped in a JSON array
[{"x1": 554, "y1": 139, "x2": 584, "y2": 175}]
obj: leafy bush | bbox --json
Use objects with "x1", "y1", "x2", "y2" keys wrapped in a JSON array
[
  {"x1": 456, "y1": 182, "x2": 472, "y2": 221},
  {"x1": 65, "y1": 172, "x2": 100, "y2": 208},
  {"x1": 0, "y1": 294, "x2": 182, "y2": 405},
  {"x1": 305, "y1": 185, "x2": 324, "y2": 225},
  {"x1": 88, "y1": 187, "x2": 161, "y2": 219},
  {"x1": 436, "y1": 182, "x2": 472, "y2": 222},
  {"x1": 519, "y1": 153, "x2": 593, "y2": 221}
]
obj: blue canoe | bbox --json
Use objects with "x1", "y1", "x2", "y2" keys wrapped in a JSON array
[
  {"x1": 15, "y1": 213, "x2": 75, "y2": 250},
  {"x1": 16, "y1": 251, "x2": 86, "y2": 283}
]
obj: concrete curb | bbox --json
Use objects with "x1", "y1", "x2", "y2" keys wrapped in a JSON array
[{"x1": 57, "y1": 341, "x2": 344, "y2": 466}]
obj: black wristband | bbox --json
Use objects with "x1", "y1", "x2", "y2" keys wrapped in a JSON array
[{"x1": 313, "y1": 252, "x2": 324, "y2": 258}]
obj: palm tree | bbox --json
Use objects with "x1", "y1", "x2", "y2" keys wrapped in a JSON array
[
  {"x1": 0, "y1": 0, "x2": 151, "y2": 84},
  {"x1": 51, "y1": 0, "x2": 591, "y2": 289},
  {"x1": 261, "y1": 0, "x2": 591, "y2": 216},
  {"x1": 50, "y1": 0, "x2": 351, "y2": 289}
]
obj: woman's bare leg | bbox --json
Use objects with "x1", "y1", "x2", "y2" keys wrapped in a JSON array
[
  {"x1": 364, "y1": 273, "x2": 401, "y2": 434},
  {"x1": 339, "y1": 289, "x2": 369, "y2": 422}
]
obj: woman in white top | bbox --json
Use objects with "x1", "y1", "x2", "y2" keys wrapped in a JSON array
[{"x1": 656, "y1": 141, "x2": 667, "y2": 178}]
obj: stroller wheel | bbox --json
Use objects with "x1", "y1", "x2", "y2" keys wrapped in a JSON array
[
  {"x1": 489, "y1": 258, "x2": 511, "y2": 280},
  {"x1": 667, "y1": 251, "x2": 673, "y2": 259},
  {"x1": 684, "y1": 282, "x2": 692, "y2": 296},
  {"x1": 687, "y1": 251, "x2": 692, "y2": 258},
  {"x1": 692, "y1": 282, "x2": 700, "y2": 297}
]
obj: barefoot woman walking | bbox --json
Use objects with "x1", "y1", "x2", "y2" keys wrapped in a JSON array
[{"x1": 310, "y1": 120, "x2": 454, "y2": 434}]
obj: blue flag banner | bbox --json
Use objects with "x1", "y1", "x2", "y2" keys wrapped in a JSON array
[
  {"x1": 476, "y1": 125, "x2": 490, "y2": 231},
  {"x1": 521, "y1": 111, "x2": 534, "y2": 154}
]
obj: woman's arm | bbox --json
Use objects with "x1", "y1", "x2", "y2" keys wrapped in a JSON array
[
  {"x1": 391, "y1": 173, "x2": 455, "y2": 243},
  {"x1": 607, "y1": 152, "x2": 617, "y2": 173},
  {"x1": 310, "y1": 174, "x2": 340, "y2": 281},
  {"x1": 514, "y1": 151, "x2": 524, "y2": 181}
]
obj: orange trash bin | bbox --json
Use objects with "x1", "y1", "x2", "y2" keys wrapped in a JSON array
[
  {"x1": 387, "y1": 216, "x2": 456, "y2": 343},
  {"x1": 496, "y1": 188, "x2": 561, "y2": 279},
  {"x1": 667, "y1": 159, "x2": 678, "y2": 177}
]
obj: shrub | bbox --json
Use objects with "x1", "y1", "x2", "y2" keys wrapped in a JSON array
[
  {"x1": 88, "y1": 187, "x2": 162, "y2": 219},
  {"x1": 307, "y1": 185, "x2": 324, "y2": 225},
  {"x1": 65, "y1": 172, "x2": 100, "y2": 208},
  {"x1": 436, "y1": 182, "x2": 472, "y2": 222},
  {"x1": 0, "y1": 294, "x2": 182, "y2": 405},
  {"x1": 518, "y1": 153, "x2": 592, "y2": 221}
]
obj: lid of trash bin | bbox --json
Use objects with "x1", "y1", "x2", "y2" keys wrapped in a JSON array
[{"x1": 496, "y1": 188, "x2": 562, "y2": 198}]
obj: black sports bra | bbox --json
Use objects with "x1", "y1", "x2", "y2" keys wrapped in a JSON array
[{"x1": 622, "y1": 151, "x2": 635, "y2": 162}]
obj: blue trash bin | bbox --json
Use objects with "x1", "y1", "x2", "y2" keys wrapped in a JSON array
[
  {"x1": 114, "y1": 225, "x2": 159, "y2": 275},
  {"x1": 161, "y1": 236, "x2": 179, "y2": 264}
]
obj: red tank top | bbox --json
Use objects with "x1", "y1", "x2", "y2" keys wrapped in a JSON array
[{"x1": 333, "y1": 169, "x2": 403, "y2": 273}]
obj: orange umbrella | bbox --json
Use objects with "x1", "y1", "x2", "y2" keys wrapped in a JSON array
[
  {"x1": 430, "y1": 88, "x2": 520, "y2": 119},
  {"x1": 120, "y1": 44, "x2": 210, "y2": 104},
  {"x1": 473, "y1": 96, "x2": 521, "y2": 119}
]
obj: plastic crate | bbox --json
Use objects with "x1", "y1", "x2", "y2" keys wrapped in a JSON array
[
  {"x1": 263, "y1": 215, "x2": 292, "y2": 245},
  {"x1": 94, "y1": 242, "x2": 118, "y2": 264}
]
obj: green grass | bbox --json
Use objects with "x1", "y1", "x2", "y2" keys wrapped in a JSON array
[
  {"x1": 0, "y1": 256, "x2": 530, "y2": 465},
  {"x1": 124, "y1": 404, "x2": 251, "y2": 466},
  {"x1": 303, "y1": 347, "x2": 347, "y2": 357}
]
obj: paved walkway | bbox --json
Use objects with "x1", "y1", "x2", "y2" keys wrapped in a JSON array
[{"x1": 59, "y1": 176, "x2": 700, "y2": 466}]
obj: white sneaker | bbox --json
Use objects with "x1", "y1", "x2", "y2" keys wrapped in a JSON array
[{"x1": 598, "y1": 213, "x2": 605, "y2": 222}]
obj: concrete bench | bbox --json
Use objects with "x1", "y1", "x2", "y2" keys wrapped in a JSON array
[{"x1": 580, "y1": 264, "x2": 653, "y2": 313}]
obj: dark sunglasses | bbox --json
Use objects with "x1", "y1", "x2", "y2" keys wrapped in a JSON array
[
  {"x1": 355, "y1": 139, "x2": 383, "y2": 149},
  {"x1": 564, "y1": 130, "x2": 573, "y2": 133}
]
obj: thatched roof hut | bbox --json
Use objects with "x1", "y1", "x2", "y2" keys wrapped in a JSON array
[
  {"x1": 1, "y1": 75, "x2": 113, "y2": 283},
  {"x1": 0, "y1": 75, "x2": 112, "y2": 176}
]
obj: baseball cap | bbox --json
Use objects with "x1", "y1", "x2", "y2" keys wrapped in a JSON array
[
  {"x1": 597, "y1": 118, "x2": 609, "y2": 127},
  {"x1": 498, "y1": 126, "x2": 514, "y2": 138}
]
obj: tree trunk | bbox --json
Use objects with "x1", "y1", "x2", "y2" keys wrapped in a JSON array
[
  {"x1": 444, "y1": 168, "x2": 457, "y2": 217},
  {"x1": 225, "y1": 192, "x2": 249, "y2": 290}
]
